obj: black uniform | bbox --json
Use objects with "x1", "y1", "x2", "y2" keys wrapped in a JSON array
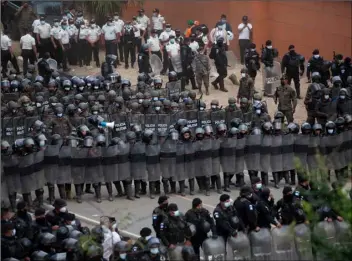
[
  {"x1": 244, "y1": 49, "x2": 260, "y2": 80},
  {"x1": 261, "y1": 47, "x2": 278, "y2": 68},
  {"x1": 209, "y1": 42, "x2": 228, "y2": 91},
  {"x1": 180, "y1": 43, "x2": 196, "y2": 90},
  {"x1": 152, "y1": 205, "x2": 168, "y2": 238},
  {"x1": 159, "y1": 215, "x2": 187, "y2": 247},
  {"x1": 233, "y1": 196, "x2": 257, "y2": 231},
  {"x1": 281, "y1": 51, "x2": 305, "y2": 97},
  {"x1": 138, "y1": 52, "x2": 151, "y2": 74},
  {"x1": 307, "y1": 56, "x2": 324, "y2": 82},
  {"x1": 274, "y1": 194, "x2": 298, "y2": 225},
  {"x1": 1, "y1": 235, "x2": 18, "y2": 259},
  {"x1": 123, "y1": 25, "x2": 136, "y2": 68},
  {"x1": 37, "y1": 58, "x2": 53, "y2": 84},
  {"x1": 256, "y1": 191, "x2": 277, "y2": 229}
]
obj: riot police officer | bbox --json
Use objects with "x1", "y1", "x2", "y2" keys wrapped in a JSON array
[
  {"x1": 261, "y1": 40, "x2": 278, "y2": 68},
  {"x1": 304, "y1": 72, "x2": 324, "y2": 125},
  {"x1": 237, "y1": 68, "x2": 255, "y2": 101},
  {"x1": 1, "y1": 222, "x2": 18, "y2": 259},
  {"x1": 244, "y1": 43, "x2": 260, "y2": 81},
  {"x1": 185, "y1": 198, "x2": 217, "y2": 259},
  {"x1": 152, "y1": 195, "x2": 169, "y2": 240},
  {"x1": 315, "y1": 88, "x2": 336, "y2": 126},
  {"x1": 180, "y1": 37, "x2": 196, "y2": 91},
  {"x1": 234, "y1": 186, "x2": 258, "y2": 232},
  {"x1": 307, "y1": 49, "x2": 324, "y2": 83},
  {"x1": 141, "y1": 237, "x2": 162, "y2": 261},
  {"x1": 132, "y1": 227, "x2": 152, "y2": 258},
  {"x1": 138, "y1": 44, "x2": 152, "y2": 74},
  {"x1": 209, "y1": 37, "x2": 228, "y2": 92},
  {"x1": 256, "y1": 187, "x2": 281, "y2": 229},
  {"x1": 274, "y1": 186, "x2": 302, "y2": 225},
  {"x1": 274, "y1": 75, "x2": 297, "y2": 123},
  {"x1": 45, "y1": 199, "x2": 68, "y2": 226}
]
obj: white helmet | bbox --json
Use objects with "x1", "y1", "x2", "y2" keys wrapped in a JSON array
[{"x1": 227, "y1": 31, "x2": 234, "y2": 41}]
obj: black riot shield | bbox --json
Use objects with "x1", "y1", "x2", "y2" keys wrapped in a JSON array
[
  {"x1": 294, "y1": 134, "x2": 309, "y2": 170},
  {"x1": 225, "y1": 110, "x2": 243, "y2": 129},
  {"x1": 202, "y1": 237, "x2": 226, "y2": 261},
  {"x1": 19, "y1": 153, "x2": 36, "y2": 193},
  {"x1": 220, "y1": 137, "x2": 236, "y2": 173},
  {"x1": 198, "y1": 110, "x2": 212, "y2": 127},
  {"x1": 307, "y1": 136, "x2": 321, "y2": 173},
  {"x1": 85, "y1": 147, "x2": 103, "y2": 183},
  {"x1": 184, "y1": 141, "x2": 196, "y2": 179},
  {"x1": 243, "y1": 111, "x2": 253, "y2": 124},
  {"x1": 260, "y1": 135, "x2": 272, "y2": 173},
  {"x1": 146, "y1": 144, "x2": 161, "y2": 182},
  {"x1": 282, "y1": 134, "x2": 295, "y2": 171},
  {"x1": 235, "y1": 137, "x2": 246, "y2": 174},
  {"x1": 144, "y1": 114, "x2": 158, "y2": 132},
  {"x1": 294, "y1": 224, "x2": 313, "y2": 261},
  {"x1": 322, "y1": 135, "x2": 342, "y2": 171},
  {"x1": 195, "y1": 139, "x2": 212, "y2": 177},
  {"x1": 24, "y1": 115, "x2": 40, "y2": 135},
  {"x1": 1, "y1": 117, "x2": 15, "y2": 144},
  {"x1": 211, "y1": 110, "x2": 226, "y2": 131},
  {"x1": 271, "y1": 226, "x2": 297, "y2": 260},
  {"x1": 57, "y1": 145, "x2": 72, "y2": 185},
  {"x1": 2, "y1": 154, "x2": 21, "y2": 194},
  {"x1": 71, "y1": 148, "x2": 87, "y2": 184},
  {"x1": 166, "y1": 80, "x2": 182, "y2": 100},
  {"x1": 226, "y1": 232, "x2": 251, "y2": 261},
  {"x1": 130, "y1": 141, "x2": 147, "y2": 180},
  {"x1": 245, "y1": 135, "x2": 261, "y2": 171},
  {"x1": 102, "y1": 145, "x2": 119, "y2": 182},
  {"x1": 212, "y1": 139, "x2": 221, "y2": 176},
  {"x1": 271, "y1": 135, "x2": 283, "y2": 173},
  {"x1": 129, "y1": 113, "x2": 145, "y2": 129},
  {"x1": 342, "y1": 130, "x2": 352, "y2": 168},
  {"x1": 44, "y1": 144, "x2": 61, "y2": 184},
  {"x1": 117, "y1": 142, "x2": 130, "y2": 181},
  {"x1": 334, "y1": 221, "x2": 351, "y2": 248},
  {"x1": 175, "y1": 142, "x2": 186, "y2": 181},
  {"x1": 184, "y1": 110, "x2": 198, "y2": 134},
  {"x1": 33, "y1": 150, "x2": 45, "y2": 189},
  {"x1": 249, "y1": 228, "x2": 272, "y2": 260},
  {"x1": 157, "y1": 114, "x2": 170, "y2": 133},
  {"x1": 111, "y1": 113, "x2": 129, "y2": 140},
  {"x1": 160, "y1": 139, "x2": 177, "y2": 179},
  {"x1": 13, "y1": 116, "x2": 25, "y2": 140}
]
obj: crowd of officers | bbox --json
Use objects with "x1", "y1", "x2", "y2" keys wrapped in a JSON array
[{"x1": 2, "y1": 171, "x2": 348, "y2": 261}]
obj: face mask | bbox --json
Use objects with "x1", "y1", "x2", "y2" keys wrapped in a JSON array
[
  {"x1": 62, "y1": 25, "x2": 68, "y2": 30},
  {"x1": 217, "y1": 26, "x2": 222, "y2": 30},
  {"x1": 126, "y1": 25, "x2": 131, "y2": 30},
  {"x1": 200, "y1": 107, "x2": 205, "y2": 111},
  {"x1": 327, "y1": 129, "x2": 334, "y2": 134},
  {"x1": 166, "y1": 28, "x2": 171, "y2": 32},
  {"x1": 79, "y1": 86, "x2": 84, "y2": 91},
  {"x1": 107, "y1": 22, "x2": 111, "y2": 26},
  {"x1": 91, "y1": 24, "x2": 96, "y2": 28},
  {"x1": 145, "y1": 235, "x2": 152, "y2": 241},
  {"x1": 57, "y1": 113, "x2": 63, "y2": 117},
  {"x1": 71, "y1": 220, "x2": 76, "y2": 226},
  {"x1": 340, "y1": 95, "x2": 345, "y2": 99},
  {"x1": 138, "y1": 99, "x2": 143, "y2": 104},
  {"x1": 114, "y1": 16, "x2": 119, "y2": 20},
  {"x1": 40, "y1": 20, "x2": 45, "y2": 25},
  {"x1": 153, "y1": 97, "x2": 158, "y2": 101},
  {"x1": 255, "y1": 183, "x2": 262, "y2": 190},
  {"x1": 80, "y1": 25, "x2": 85, "y2": 29},
  {"x1": 54, "y1": 22, "x2": 59, "y2": 27},
  {"x1": 119, "y1": 253, "x2": 127, "y2": 259},
  {"x1": 36, "y1": 103, "x2": 42, "y2": 108},
  {"x1": 266, "y1": 46, "x2": 272, "y2": 49},
  {"x1": 314, "y1": 55, "x2": 320, "y2": 59},
  {"x1": 150, "y1": 248, "x2": 159, "y2": 254},
  {"x1": 12, "y1": 229, "x2": 16, "y2": 236},
  {"x1": 170, "y1": 39, "x2": 175, "y2": 44},
  {"x1": 224, "y1": 201, "x2": 231, "y2": 208},
  {"x1": 173, "y1": 210, "x2": 180, "y2": 216},
  {"x1": 59, "y1": 207, "x2": 67, "y2": 213},
  {"x1": 51, "y1": 103, "x2": 57, "y2": 106},
  {"x1": 256, "y1": 109, "x2": 261, "y2": 115},
  {"x1": 12, "y1": 109, "x2": 17, "y2": 114},
  {"x1": 93, "y1": 111, "x2": 98, "y2": 115},
  {"x1": 211, "y1": 105, "x2": 217, "y2": 109},
  {"x1": 77, "y1": 108, "x2": 82, "y2": 113},
  {"x1": 153, "y1": 12, "x2": 157, "y2": 17},
  {"x1": 64, "y1": 87, "x2": 70, "y2": 91},
  {"x1": 241, "y1": 73, "x2": 246, "y2": 78},
  {"x1": 77, "y1": 16, "x2": 83, "y2": 20},
  {"x1": 155, "y1": 106, "x2": 161, "y2": 111},
  {"x1": 221, "y1": 19, "x2": 226, "y2": 23},
  {"x1": 94, "y1": 86, "x2": 99, "y2": 90},
  {"x1": 251, "y1": 48, "x2": 256, "y2": 52},
  {"x1": 324, "y1": 95, "x2": 329, "y2": 100}
]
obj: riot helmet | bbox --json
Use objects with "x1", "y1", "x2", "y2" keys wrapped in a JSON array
[
  {"x1": 338, "y1": 88, "x2": 348, "y2": 100},
  {"x1": 83, "y1": 136, "x2": 94, "y2": 147},
  {"x1": 142, "y1": 129, "x2": 154, "y2": 144},
  {"x1": 312, "y1": 123, "x2": 323, "y2": 136},
  {"x1": 252, "y1": 127, "x2": 262, "y2": 135},
  {"x1": 311, "y1": 72, "x2": 321, "y2": 83},
  {"x1": 181, "y1": 127, "x2": 192, "y2": 141},
  {"x1": 195, "y1": 127, "x2": 205, "y2": 140},
  {"x1": 262, "y1": 122, "x2": 273, "y2": 134},
  {"x1": 216, "y1": 123, "x2": 227, "y2": 136},
  {"x1": 210, "y1": 99, "x2": 219, "y2": 110},
  {"x1": 188, "y1": 90, "x2": 197, "y2": 100},
  {"x1": 95, "y1": 134, "x2": 106, "y2": 146},
  {"x1": 153, "y1": 77, "x2": 163, "y2": 89},
  {"x1": 168, "y1": 71, "x2": 178, "y2": 82},
  {"x1": 301, "y1": 122, "x2": 312, "y2": 135},
  {"x1": 287, "y1": 122, "x2": 299, "y2": 134}
]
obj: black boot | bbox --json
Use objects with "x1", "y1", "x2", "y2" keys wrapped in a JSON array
[
  {"x1": 35, "y1": 189, "x2": 44, "y2": 207},
  {"x1": 283, "y1": 172, "x2": 290, "y2": 184},
  {"x1": 114, "y1": 181, "x2": 125, "y2": 197},
  {"x1": 23, "y1": 193, "x2": 34, "y2": 212},
  {"x1": 141, "y1": 181, "x2": 147, "y2": 195},
  {"x1": 9, "y1": 193, "x2": 17, "y2": 212},
  {"x1": 196, "y1": 177, "x2": 204, "y2": 193},
  {"x1": 189, "y1": 178, "x2": 195, "y2": 195},
  {"x1": 223, "y1": 173, "x2": 231, "y2": 192},
  {"x1": 162, "y1": 180, "x2": 170, "y2": 194},
  {"x1": 179, "y1": 181, "x2": 186, "y2": 196},
  {"x1": 261, "y1": 172, "x2": 269, "y2": 186},
  {"x1": 93, "y1": 183, "x2": 102, "y2": 203},
  {"x1": 248, "y1": 170, "x2": 258, "y2": 183},
  {"x1": 235, "y1": 173, "x2": 245, "y2": 187},
  {"x1": 106, "y1": 182, "x2": 113, "y2": 201},
  {"x1": 48, "y1": 184, "x2": 55, "y2": 204},
  {"x1": 123, "y1": 181, "x2": 135, "y2": 201},
  {"x1": 229, "y1": 173, "x2": 236, "y2": 186},
  {"x1": 74, "y1": 184, "x2": 82, "y2": 203},
  {"x1": 204, "y1": 177, "x2": 210, "y2": 196},
  {"x1": 85, "y1": 184, "x2": 94, "y2": 194},
  {"x1": 289, "y1": 170, "x2": 296, "y2": 185},
  {"x1": 149, "y1": 182, "x2": 156, "y2": 199},
  {"x1": 155, "y1": 181, "x2": 161, "y2": 195},
  {"x1": 57, "y1": 184, "x2": 66, "y2": 200},
  {"x1": 273, "y1": 173, "x2": 280, "y2": 189},
  {"x1": 65, "y1": 184, "x2": 72, "y2": 200},
  {"x1": 134, "y1": 180, "x2": 141, "y2": 198},
  {"x1": 170, "y1": 181, "x2": 177, "y2": 194},
  {"x1": 210, "y1": 175, "x2": 216, "y2": 189},
  {"x1": 215, "y1": 175, "x2": 222, "y2": 194}
]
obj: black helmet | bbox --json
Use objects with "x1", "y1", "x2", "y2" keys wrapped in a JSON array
[
  {"x1": 95, "y1": 134, "x2": 106, "y2": 146},
  {"x1": 195, "y1": 127, "x2": 205, "y2": 139},
  {"x1": 122, "y1": 88, "x2": 132, "y2": 101},
  {"x1": 168, "y1": 71, "x2": 178, "y2": 82},
  {"x1": 126, "y1": 131, "x2": 137, "y2": 141},
  {"x1": 325, "y1": 121, "x2": 336, "y2": 134},
  {"x1": 137, "y1": 72, "x2": 148, "y2": 82},
  {"x1": 121, "y1": 79, "x2": 131, "y2": 88},
  {"x1": 142, "y1": 129, "x2": 154, "y2": 143},
  {"x1": 175, "y1": 119, "x2": 188, "y2": 132},
  {"x1": 216, "y1": 123, "x2": 227, "y2": 134},
  {"x1": 229, "y1": 127, "x2": 239, "y2": 137},
  {"x1": 230, "y1": 118, "x2": 242, "y2": 128},
  {"x1": 311, "y1": 72, "x2": 321, "y2": 83},
  {"x1": 262, "y1": 122, "x2": 273, "y2": 133},
  {"x1": 287, "y1": 122, "x2": 299, "y2": 134},
  {"x1": 335, "y1": 117, "x2": 345, "y2": 130},
  {"x1": 312, "y1": 123, "x2": 323, "y2": 132},
  {"x1": 50, "y1": 134, "x2": 62, "y2": 145},
  {"x1": 301, "y1": 122, "x2": 312, "y2": 134}
]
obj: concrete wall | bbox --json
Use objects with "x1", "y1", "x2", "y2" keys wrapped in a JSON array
[{"x1": 121, "y1": 1, "x2": 352, "y2": 59}]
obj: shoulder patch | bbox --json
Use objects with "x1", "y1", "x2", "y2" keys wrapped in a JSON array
[
  {"x1": 249, "y1": 205, "x2": 253, "y2": 211},
  {"x1": 139, "y1": 56, "x2": 142, "y2": 61},
  {"x1": 160, "y1": 223, "x2": 164, "y2": 229},
  {"x1": 214, "y1": 212, "x2": 220, "y2": 218}
]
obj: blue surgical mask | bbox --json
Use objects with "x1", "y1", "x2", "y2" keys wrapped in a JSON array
[
  {"x1": 173, "y1": 210, "x2": 180, "y2": 216},
  {"x1": 145, "y1": 235, "x2": 152, "y2": 241},
  {"x1": 224, "y1": 201, "x2": 231, "y2": 208},
  {"x1": 255, "y1": 183, "x2": 262, "y2": 190},
  {"x1": 170, "y1": 39, "x2": 175, "y2": 44},
  {"x1": 119, "y1": 253, "x2": 127, "y2": 259},
  {"x1": 40, "y1": 20, "x2": 45, "y2": 25},
  {"x1": 150, "y1": 248, "x2": 159, "y2": 254}
]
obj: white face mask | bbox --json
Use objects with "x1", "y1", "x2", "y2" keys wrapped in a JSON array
[
  {"x1": 255, "y1": 109, "x2": 261, "y2": 114},
  {"x1": 314, "y1": 55, "x2": 320, "y2": 59},
  {"x1": 155, "y1": 106, "x2": 161, "y2": 111},
  {"x1": 59, "y1": 207, "x2": 67, "y2": 213},
  {"x1": 112, "y1": 223, "x2": 118, "y2": 230},
  {"x1": 80, "y1": 25, "x2": 85, "y2": 29},
  {"x1": 77, "y1": 108, "x2": 82, "y2": 113},
  {"x1": 150, "y1": 248, "x2": 159, "y2": 254},
  {"x1": 327, "y1": 129, "x2": 334, "y2": 134},
  {"x1": 266, "y1": 45, "x2": 272, "y2": 49},
  {"x1": 211, "y1": 105, "x2": 217, "y2": 109},
  {"x1": 54, "y1": 22, "x2": 60, "y2": 27},
  {"x1": 255, "y1": 183, "x2": 262, "y2": 190},
  {"x1": 40, "y1": 20, "x2": 45, "y2": 25},
  {"x1": 200, "y1": 107, "x2": 205, "y2": 111},
  {"x1": 153, "y1": 97, "x2": 158, "y2": 101},
  {"x1": 93, "y1": 111, "x2": 98, "y2": 115},
  {"x1": 241, "y1": 73, "x2": 246, "y2": 78},
  {"x1": 94, "y1": 86, "x2": 99, "y2": 90},
  {"x1": 251, "y1": 48, "x2": 256, "y2": 51},
  {"x1": 224, "y1": 201, "x2": 231, "y2": 208},
  {"x1": 145, "y1": 235, "x2": 152, "y2": 241},
  {"x1": 340, "y1": 95, "x2": 346, "y2": 99},
  {"x1": 51, "y1": 103, "x2": 57, "y2": 106},
  {"x1": 65, "y1": 87, "x2": 70, "y2": 91},
  {"x1": 79, "y1": 86, "x2": 84, "y2": 91},
  {"x1": 107, "y1": 22, "x2": 112, "y2": 26},
  {"x1": 138, "y1": 99, "x2": 143, "y2": 104},
  {"x1": 119, "y1": 253, "x2": 127, "y2": 259},
  {"x1": 12, "y1": 229, "x2": 16, "y2": 236},
  {"x1": 57, "y1": 113, "x2": 63, "y2": 117},
  {"x1": 36, "y1": 103, "x2": 42, "y2": 108},
  {"x1": 114, "y1": 16, "x2": 119, "y2": 20},
  {"x1": 91, "y1": 24, "x2": 96, "y2": 28},
  {"x1": 71, "y1": 220, "x2": 76, "y2": 226},
  {"x1": 324, "y1": 95, "x2": 329, "y2": 100},
  {"x1": 165, "y1": 28, "x2": 171, "y2": 32},
  {"x1": 173, "y1": 210, "x2": 180, "y2": 216}
]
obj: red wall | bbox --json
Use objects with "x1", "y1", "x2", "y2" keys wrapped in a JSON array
[{"x1": 121, "y1": 1, "x2": 352, "y2": 59}]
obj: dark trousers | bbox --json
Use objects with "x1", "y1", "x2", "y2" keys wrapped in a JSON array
[
  {"x1": 68, "y1": 38, "x2": 77, "y2": 65},
  {"x1": 306, "y1": 111, "x2": 317, "y2": 126},
  {"x1": 140, "y1": 30, "x2": 148, "y2": 43},
  {"x1": 135, "y1": 37, "x2": 142, "y2": 54},
  {"x1": 53, "y1": 39, "x2": 63, "y2": 65},
  {"x1": 287, "y1": 72, "x2": 301, "y2": 97},
  {"x1": 124, "y1": 41, "x2": 136, "y2": 67},
  {"x1": 89, "y1": 42, "x2": 100, "y2": 67},
  {"x1": 1, "y1": 50, "x2": 11, "y2": 76},
  {"x1": 62, "y1": 44, "x2": 70, "y2": 70},
  {"x1": 21, "y1": 49, "x2": 36, "y2": 75},
  {"x1": 239, "y1": 39, "x2": 250, "y2": 64},
  {"x1": 105, "y1": 40, "x2": 117, "y2": 56},
  {"x1": 38, "y1": 38, "x2": 51, "y2": 58},
  {"x1": 161, "y1": 46, "x2": 169, "y2": 74},
  {"x1": 118, "y1": 37, "x2": 124, "y2": 62},
  {"x1": 78, "y1": 39, "x2": 90, "y2": 66},
  {"x1": 151, "y1": 50, "x2": 162, "y2": 61}
]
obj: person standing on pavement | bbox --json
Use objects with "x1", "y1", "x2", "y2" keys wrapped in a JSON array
[
  {"x1": 50, "y1": 19, "x2": 64, "y2": 67},
  {"x1": 67, "y1": 18, "x2": 78, "y2": 66},
  {"x1": 15, "y1": 2, "x2": 37, "y2": 36},
  {"x1": 192, "y1": 44, "x2": 211, "y2": 95},
  {"x1": 1, "y1": 30, "x2": 20, "y2": 77},
  {"x1": 77, "y1": 22, "x2": 89, "y2": 68},
  {"x1": 151, "y1": 8, "x2": 165, "y2": 36},
  {"x1": 132, "y1": 16, "x2": 143, "y2": 55},
  {"x1": 274, "y1": 75, "x2": 297, "y2": 123},
  {"x1": 136, "y1": 8, "x2": 150, "y2": 43},
  {"x1": 147, "y1": 29, "x2": 163, "y2": 61},
  {"x1": 102, "y1": 17, "x2": 120, "y2": 59},
  {"x1": 34, "y1": 16, "x2": 52, "y2": 58},
  {"x1": 20, "y1": 27, "x2": 37, "y2": 75},
  {"x1": 113, "y1": 12, "x2": 125, "y2": 64},
  {"x1": 87, "y1": 19, "x2": 101, "y2": 68},
  {"x1": 238, "y1": 16, "x2": 252, "y2": 65},
  {"x1": 60, "y1": 21, "x2": 71, "y2": 72},
  {"x1": 209, "y1": 37, "x2": 228, "y2": 92},
  {"x1": 122, "y1": 21, "x2": 138, "y2": 69}
]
